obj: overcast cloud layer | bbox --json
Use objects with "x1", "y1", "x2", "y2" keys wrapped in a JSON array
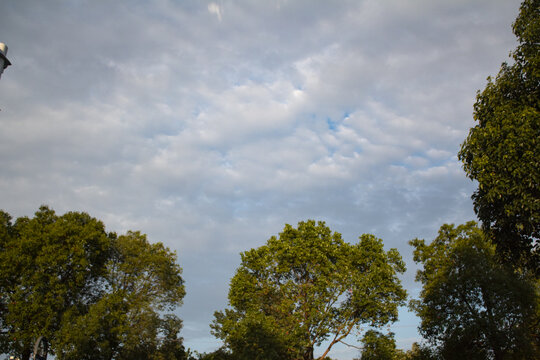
[{"x1": 0, "y1": 0, "x2": 522, "y2": 358}]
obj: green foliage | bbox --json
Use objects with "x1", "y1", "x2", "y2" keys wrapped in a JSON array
[
  {"x1": 55, "y1": 231, "x2": 186, "y2": 360},
  {"x1": 0, "y1": 207, "x2": 186, "y2": 360},
  {"x1": 212, "y1": 220, "x2": 407, "y2": 360},
  {"x1": 0, "y1": 210, "x2": 15, "y2": 351},
  {"x1": 458, "y1": 0, "x2": 540, "y2": 271},
  {"x1": 192, "y1": 348, "x2": 233, "y2": 360},
  {"x1": 0, "y1": 206, "x2": 113, "y2": 358},
  {"x1": 401, "y1": 343, "x2": 437, "y2": 360},
  {"x1": 410, "y1": 222, "x2": 539, "y2": 359},
  {"x1": 359, "y1": 330, "x2": 398, "y2": 360},
  {"x1": 212, "y1": 310, "x2": 292, "y2": 360},
  {"x1": 154, "y1": 314, "x2": 190, "y2": 360}
]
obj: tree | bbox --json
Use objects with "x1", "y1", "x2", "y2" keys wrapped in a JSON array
[
  {"x1": 56, "y1": 231, "x2": 186, "y2": 360},
  {"x1": 458, "y1": 0, "x2": 540, "y2": 272},
  {"x1": 154, "y1": 314, "x2": 191, "y2": 360},
  {"x1": 0, "y1": 206, "x2": 113, "y2": 359},
  {"x1": 0, "y1": 210, "x2": 16, "y2": 352},
  {"x1": 358, "y1": 330, "x2": 399, "y2": 360},
  {"x1": 212, "y1": 220, "x2": 407, "y2": 360},
  {"x1": 0, "y1": 207, "x2": 186, "y2": 360},
  {"x1": 401, "y1": 343, "x2": 436, "y2": 360},
  {"x1": 192, "y1": 348, "x2": 233, "y2": 360},
  {"x1": 212, "y1": 310, "x2": 293, "y2": 360},
  {"x1": 410, "y1": 222, "x2": 539, "y2": 359}
]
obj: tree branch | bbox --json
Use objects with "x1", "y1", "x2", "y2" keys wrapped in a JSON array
[
  {"x1": 317, "y1": 320, "x2": 357, "y2": 360},
  {"x1": 339, "y1": 339, "x2": 363, "y2": 350}
]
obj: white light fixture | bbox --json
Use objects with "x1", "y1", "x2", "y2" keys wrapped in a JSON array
[{"x1": 0, "y1": 42, "x2": 12, "y2": 80}]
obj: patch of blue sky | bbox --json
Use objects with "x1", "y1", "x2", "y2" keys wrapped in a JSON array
[
  {"x1": 326, "y1": 117, "x2": 338, "y2": 131},
  {"x1": 191, "y1": 106, "x2": 205, "y2": 118},
  {"x1": 326, "y1": 146, "x2": 337, "y2": 158},
  {"x1": 325, "y1": 110, "x2": 354, "y2": 130}
]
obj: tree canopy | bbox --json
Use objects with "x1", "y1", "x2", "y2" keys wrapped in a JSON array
[
  {"x1": 458, "y1": 0, "x2": 540, "y2": 271},
  {"x1": 212, "y1": 220, "x2": 407, "y2": 360},
  {"x1": 0, "y1": 206, "x2": 186, "y2": 360},
  {"x1": 358, "y1": 330, "x2": 399, "y2": 360},
  {"x1": 410, "y1": 222, "x2": 539, "y2": 359}
]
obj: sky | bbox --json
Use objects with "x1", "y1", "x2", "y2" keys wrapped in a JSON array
[{"x1": 0, "y1": 0, "x2": 523, "y2": 358}]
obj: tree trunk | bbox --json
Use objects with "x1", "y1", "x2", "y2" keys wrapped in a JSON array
[
  {"x1": 493, "y1": 349, "x2": 503, "y2": 360},
  {"x1": 21, "y1": 346, "x2": 31, "y2": 360},
  {"x1": 302, "y1": 346, "x2": 314, "y2": 360}
]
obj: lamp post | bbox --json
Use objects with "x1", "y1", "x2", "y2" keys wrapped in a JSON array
[{"x1": 0, "y1": 42, "x2": 12, "y2": 80}]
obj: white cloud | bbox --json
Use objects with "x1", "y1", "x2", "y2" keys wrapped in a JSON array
[{"x1": 208, "y1": 2, "x2": 222, "y2": 22}]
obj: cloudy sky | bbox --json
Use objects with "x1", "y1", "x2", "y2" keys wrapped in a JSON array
[{"x1": 0, "y1": 0, "x2": 522, "y2": 358}]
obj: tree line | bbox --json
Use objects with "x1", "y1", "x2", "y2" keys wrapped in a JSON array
[{"x1": 1, "y1": 0, "x2": 538, "y2": 359}]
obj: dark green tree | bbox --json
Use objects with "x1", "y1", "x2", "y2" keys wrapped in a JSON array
[
  {"x1": 402, "y1": 343, "x2": 437, "y2": 360},
  {"x1": 155, "y1": 314, "x2": 190, "y2": 360},
  {"x1": 212, "y1": 310, "x2": 293, "y2": 360},
  {"x1": 458, "y1": 0, "x2": 540, "y2": 272},
  {"x1": 0, "y1": 210, "x2": 16, "y2": 352},
  {"x1": 193, "y1": 348, "x2": 233, "y2": 360},
  {"x1": 56, "y1": 231, "x2": 186, "y2": 360},
  {"x1": 410, "y1": 222, "x2": 539, "y2": 360},
  {"x1": 0, "y1": 206, "x2": 113, "y2": 359},
  {"x1": 0, "y1": 207, "x2": 186, "y2": 360},
  {"x1": 358, "y1": 330, "x2": 398, "y2": 360},
  {"x1": 212, "y1": 220, "x2": 407, "y2": 360}
]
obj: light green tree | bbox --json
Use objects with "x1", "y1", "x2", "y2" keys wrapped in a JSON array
[
  {"x1": 410, "y1": 222, "x2": 538, "y2": 359},
  {"x1": 458, "y1": 0, "x2": 540, "y2": 272},
  {"x1": 0, "y1": 207, "x2": 186, "y2": 360},
  {"x1": 56, "y1": 231, "x2": 186, "y2": 360},
  {"x1": 212, "y1": 220, "x2": 407, "y2": 360}
]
